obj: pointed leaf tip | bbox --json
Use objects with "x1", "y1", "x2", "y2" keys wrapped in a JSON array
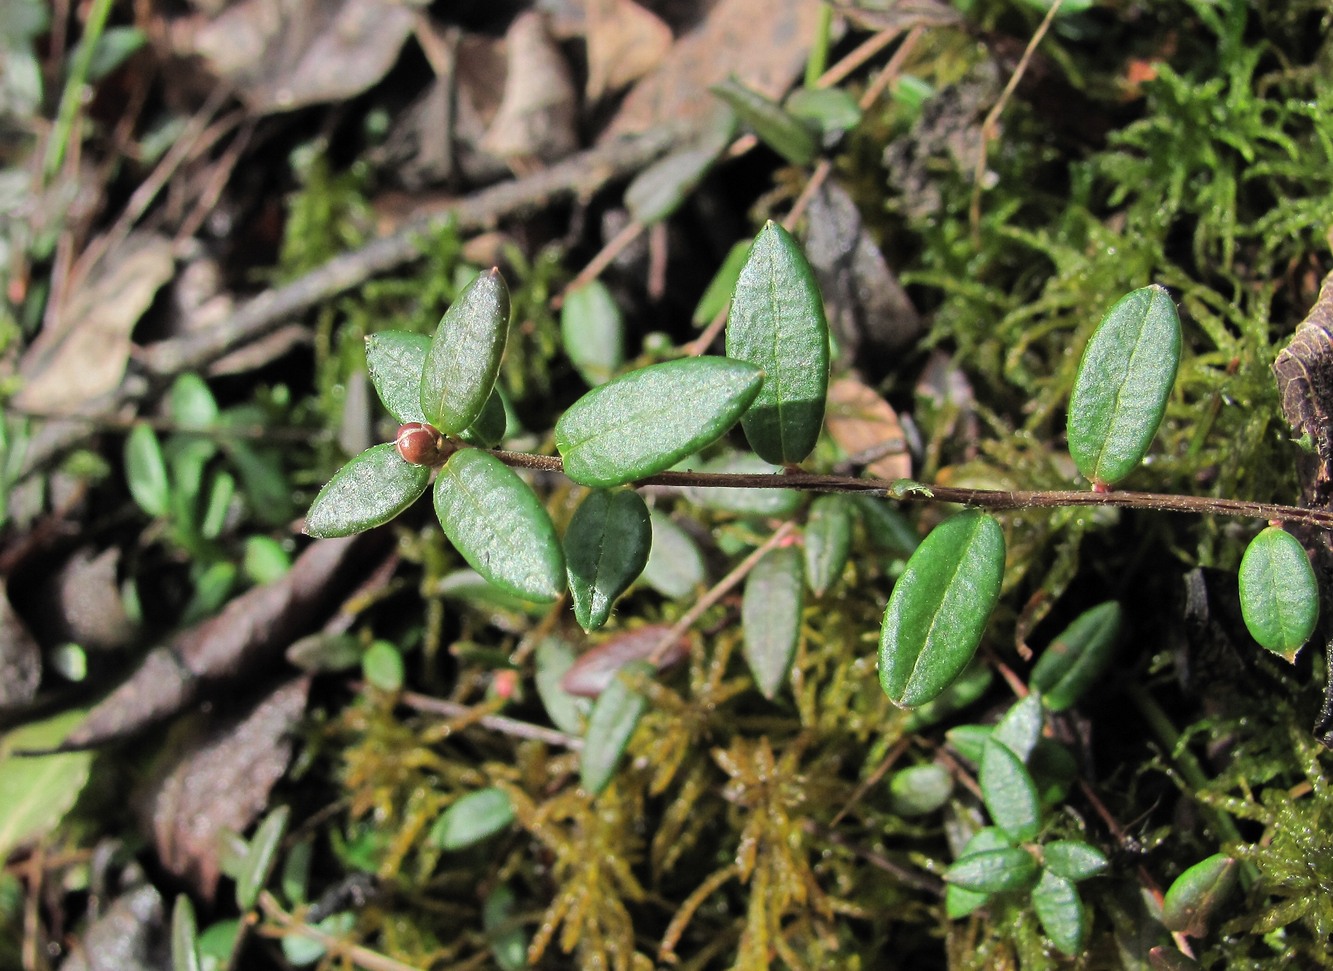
[
  {"x1": 565, "y1": 489, "x2": 652, "y2": 631},
  {"x1": 421, "y1": 269, "x2": 511, "y2": 434},
  {"x1": 304, "y1": 443, "x2": 430, "y2": 538}
]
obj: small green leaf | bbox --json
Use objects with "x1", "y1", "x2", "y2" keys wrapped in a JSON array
[
  {"x1": 726, "y1": 221, "x2": 830, "y2": 465},
  {"x1": 555, "y1": 357, "x2": 763, "y2": 488},
  {"x1": 879, "y1": 511, "x2": 1006, "y2": 708},
  {"x1": 421, "y1": 269, "x2": 511, "y2": 434},
  {"x1": 580, "y1": 661, "x2": 652, "y2": 795},
  {"x1": 694, "y1": 240, "x2": 751, "y2": 326},
  {"x1": 0, "y1": 709, "x2": 92, "y2": 861},
  {"x1": 561, "y1": 280, "x2": 624, "y2": 386},
  {"x1": 887, "y1": 763, "x2": 953, "y2": 816},
  {"x1": 979, "y1": 737, "x2": 1041, "y2": 844},
  {"x1": 642, "y1": 509, "x2": 706, "y2": 598},
  {"x1": 944, "y1": 846, "x2": 1039, "y2": 894},
  {"x1": 433, "y1": 449, "x2": 565, "y2": 603},
  {"x1": 1029, "y1": 738, "x2": 1078, "y2": 808},
  {"x1": 1031, "y1": 869, "x2": 1087, "y2": 956},
  {"x1": 1043, "y1": 840, "x2": 1109, "y2": 882},
  {"x1": 625, "y1": 113, "x2": 735, "y2": 225},
  {"x1": 459, "y1": 388, "x2": 508, "y2": 448},
  {"x1": 741, "y1": 545, "x2": 803, "y2": 699},
  {"x1": 784, "y1": 87, "x2": 862, "y2": 137},
  {"x1": 991, "y1": 693, "x2": 1043, "y2": 764},
  {"x1": 535, "y1": 637, "x2": 590, "y2": 735},
  {"x1": 304, "y1": 443, "x2": 430, "y2": 538},
  {"x1": 1030, "y1": 601, "x2": 1122, "y2": 711},
  {"x1": 125, "y1": 423, "x2": 171, "y2": 518},
  {"x1": 430, "y1": 787, "x2": 516, "y2": 850},
  {"x1": 565, "y1": 489, "x2": 652, "y2": 631},
  {"x1": 945, "y1": 724, "x2": 992, "y2": 765},
  {"x1": 711, "y1": 77, "x2": 817, "y2": 165},
  {"x1": 1067, "y1": 285, "x2": 1181, "y2": 486},
  {"x1": 945, "y1": 828, "x2": 1012, "y2": 918},
  {"x1": 168, "y1": 373, "x2": 219, "y2": 427},
  {"x1": 1161, "y1": 854, "x2": 1239, "y2": 936},
  {"x1": 684, "y1": 452, "x2": 802, "y2": 516},
  {"x1": 281, "y1": 913, "x2": 354, "y2": 966},
  {"x1": 483, "y1": 885, "x2": 529, "y2": 971},
  {"x1": 1238, "y1": 526, "x2": 1319, "y2": 660},
  {"x1": 236, "y1": 805, "x2": 289, "y2": 911},
  {"x1": 362, "y1": 640, "x2": 404, "y2": 692},
  {"x1": 365, "y1": 330, "x2": 429, "y2": 424},
  {"x1": 171, "y1": 895, "x2": 202, "y2": 971},
  {"x1": 804, "y1": 495, "x2": 854, "y2": 596}
]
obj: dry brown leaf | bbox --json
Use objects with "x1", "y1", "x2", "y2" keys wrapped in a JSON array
[
  {"x1": 602, "y1": 0, "x2": 824, "y2": 139},
  {"x1": 179, "y1": 0, "x2": 415, "y2": 114},
  {"x1": 824, "y1": 377, "x2": 912, "y2": 480},
  {"x1": 479, "y1": 11, "x2": 579, "y2": 167},
  {"x1": 139, "y1": 677, "x2": 310, "y2": 899},
  {"x1": 560, "y1": 624, "x2": 689, "y2": 697},
  {"x1": 1273, "y1": 269, "x2": 1333, "y2": 511},
  {"x1": 13, "y1": 232, "x2": 173, "y2": 415},
  {"x1": 585, "y1": 0, "x2": 673, "y2": 102}
]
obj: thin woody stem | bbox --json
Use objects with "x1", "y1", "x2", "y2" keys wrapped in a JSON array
[{"x1": 483, "y1": 447, "x2": 1333, "y2": 531}]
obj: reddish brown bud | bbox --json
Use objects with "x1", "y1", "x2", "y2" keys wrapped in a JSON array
[{"x1": 395, "y1": 422, "x2": 447, "y2": 466}]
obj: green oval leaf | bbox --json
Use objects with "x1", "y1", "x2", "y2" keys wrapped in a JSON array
[
  {"x1": 555, "y1": 357, "x2": 763, "y2": 488},
  {"x1": 878, "y1": 511, "x2": 1005, "y2": 708},
  {"x1": 945, "y1": 827, "x2": 1012, "y2": 918},
  {"x1": 362, "y1": 640, "x2": 404, "y2": 692},
  {"x1": 565, "y1": 489, "x2": 652, "y2": 631},
  {"x1": 0, "y1": 709, "x2": 93, "y2": 861},
  {"x1": 535, "y1": 637, "x2": 590, "y2": 735},
  {"x1": 1043, "y1": 840, "x2": 1109, "y2": 883},
  {"x1": 1161, "y1": 854, "x2": 1238, "y2": 936},
  {"x1": 1030, "y1": 601, "x2": 1122, "y2": 711},
  {"x1": 991, "y1": 693, "x2": 1043, "y2": 764},
  {"x1": 642, "y1": 509, "x2": 707, "y2": 598},
  {"x1": 366, "y1": 330, "x2": 429, "y2": 424},
  {"x1": 887, "y1": 763, "x2": 953, "y2": 817},
  {"x1": 741, "y1": 545, "x2": 804, "y2": 699},
  {"x1": 304, "y1": 443, "x2": 430, "y2": 538},
  {"x1": 168, "y1": 373, "x2": 219, "y2": 428},
  {"x1": 1238, "y1": 526, "x2": 1319, "y2": 660},
  {"x1": 784, "y1": 86, "x2": 862, "y2": 137},
  {"x1": 1032, "y1": 869, "x2": 1086, "y2": 956},
  {"x1": 979, "y1": 736, "x2": 1041, "y2": 844},
  {"x1": 625, "y1": 113, "x2": 734, "y2": 225},
  {"x1": 580, "y1": 660, "x2": 652, "y2": 795},
  {"x1": 944, "y1": 846, "x2": 1039, "y2": 895},
  {"x1": 483, "y1": 885, "x2": 529, "y2": 971},
  {"x1": 710, "y1": 78, "x2": 816, "y2": 166},
  {"x1": 561, "y1": 280, "x2": 625, "y2": 387},
  {"x1": 125, "y1": 423, "x2": 170, "y2": 518},
  {"x1": 684, "y1": 451, "x2": 802, "y2": 516},
  {"x1": 171, "y1": 895, "x2": 202, "y2": 971},
  {"x1": 236, "y1": 805, "x2": 289, "y2": 911},
  {"x1": 694, "y1": 240, "x2": 751, "y2": 326},
  {"x1": 804, "y1": 495, "x2": 854, "y2": 596},
  {"x1": 433, "y1": 448, "x2": 565, "y2": 603},
  {"x1": 421, "y1": 269, "x2": 511, "y2": 434},
  {"x1": 1067, "y1": 285, "x2": 1181, "y2": 486},
  {"x1": 726, "y1": 221, "x2": 830, "y2": 465},
  {"x1": 430, "y1": 787, "x2": 516, "y2": 850}
]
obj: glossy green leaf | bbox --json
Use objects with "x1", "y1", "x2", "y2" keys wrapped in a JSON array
[
  {"x1": 421, "y1": 269, "x2": 511, "y2": 434},
  {"x1": 694, "y1": 240, "x2": 751, "y2": 326},
  {"x1": 366, "y1": 330, "x2": 429, "y2": 424},
  {"x1": 304, "y1": 443, "x2": 430, "y2": 538},
  {"x1": 979, "y1": 737, "x2": 1041, "y2": 844},
  {"x1": 944, "y1": 846, "x2": 1039, "y2": 894},
  {"x1": 1238, "y1": 526, "x2": 1319, "y2": 660},
  {"x1": 565, "y1": 489, "x2": 652, "y2": 631},
  {"x1": 0, "y1": 709, "x2": 92, "y2": 861},
  {"x1": 1030, "y1": 601, "x2": 1122, "y2": 711},
  {"x1": 784, "y1": 86, "x2": 862, "y2": 137},
  {"x1": 483, "y1": 885, "x2": 529, "y2": 971},
  {"x1": 1032, "y1": 869, "x2": 1086, "y2": 956},
  {"x1": 580, "y1": 660, "x2": 652, "y2": 795},
  {"x1": 625, "y1": 113, "x2": 735, "y2": 225},
  {"x1": 125, "y1": 423, "x2": 170, "y2": 518},
  {"x1": 945, "y1": 828, "x2": 1011, "y2": 918},
  {"x1": 804, "y1": 494, "x2": 853, "y2": 596},
  {"x1": 879, "y1": 511, "x2": 1006, "y2": 708},
  {"x1": 430, "y1": 787, "x2": 516, "y2": 850},
  {"x1": 642, "y1": 509, "x2": 706, "y2": 598},
  {"x1": 741, "y1": 545, "x2": 804, "y2": 699},
  {"x1": 887, "y1": 763, "x2": 953, "y2": 816},
  {"x1": 1161, "y1": 854, "x2": 1238, "y2": 936},
  {"x1": 362, "y1": 640, "x2": 404, "y2": 692},
  {"x1": 459, "y1": 388, "x2": 508, "y2": 448},
  {"x1": 945, "y1": 724, "x2": 992, "y2": 765},
  {"x1": 561, "y1": 280, "x2": 624, "y2": 387},
  {"x1": 711, "y1": 77, "x2": 816, "y2": 165},
  {"x1": 236, "y1": 805, "x2": 289, "y2": 910},
  {"x1": 991, "y1": 693, "x2": 1043, "y2": 764},
  {"x1": 1067, "y1": 285, "x2": 1181, "y2": 486},
  {"x1": 726, "y1": 221, "x2": 830, "y2": 465},
  {"x1": 535, "y1": 637, "x2": 590, "y2": 735},
  {"x1": 1043, "y1": 840, "x2": 1109, "y2": 882},
  {"x1": 433, "y1": 448, "x2": 565, "y2": 603},
  {"x1": 555, "y1": 357, "x2": 763, "y2": 487},
  {"x1": 684, "y1": 451, "x2": 802, "y2": 516},
  {"x1": 171, "y1": 895, "x2": 202, "y2": 971}
]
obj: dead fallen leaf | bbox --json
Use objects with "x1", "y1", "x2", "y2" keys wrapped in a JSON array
[
  {"x1": 63, "y1": 531, "x2": 388, "y2": 750},
  {"x1": 139, "y1": 676, "x2": 310, "y2": 899},
  {"x1": 0, "y1": 590, "x2": 41, "y2": 713},
  {"x1": 479, "y1": 11, "x2": 579, "y2": 167},
  {"x1": 585, "y1": 0, "x2": 673, "y2": 102},
  {"x1": 177, "y1": 0, "x2": 415, "y2": 114},
  {"x1": 560, "y1": 624, "x2": 689, "y2": 697},
  {"x1": 13, "y1": 232, "x2": 174, "y2": 415},
  {"x1": 38, "y1": 547, "x2": 140, "y2": 653},
  {"x1": 1273, "y1": 269, "x2": 1333, "y2": 512},
  {"x1": 824, "y1": 377, "x2": 912, "y2": 480},
  {"x1": 58, "y1": 882, "x2": 166, "y2": 971},
  {"x1": 602, "y1": 0, "x2": 825, "y2": 139},
  {"x1": 803, "y1": 180, "x2": 922, "y2": 365}
]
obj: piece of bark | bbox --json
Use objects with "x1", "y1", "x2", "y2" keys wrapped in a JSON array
[
  {"x1": 1273, "y1": 270, "x2": 1333, "y2": 514},
  {"x1": 0, "y1": 590, "x2": 41, "y2": 712}
]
